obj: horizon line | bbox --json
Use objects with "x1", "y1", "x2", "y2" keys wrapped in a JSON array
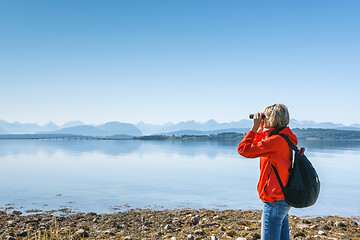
[{"x1": 0, "y1": 118, "x2": 359, "y2": 127}]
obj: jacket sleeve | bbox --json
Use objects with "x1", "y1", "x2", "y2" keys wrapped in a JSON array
[{"x1": 238, "y1": 131, "x2": 279, "y2": 158}]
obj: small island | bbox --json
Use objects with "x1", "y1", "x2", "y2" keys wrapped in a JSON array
[{"x1": 134, "y1": 128, "x2": 360, "y2": 141}]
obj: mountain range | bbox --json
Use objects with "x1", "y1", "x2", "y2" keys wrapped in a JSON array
[{"x1": 0, "y1": 119, "x2": 359, "y2": 137}]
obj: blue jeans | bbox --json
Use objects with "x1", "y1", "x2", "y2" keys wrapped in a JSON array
[{"x1": 261, "y1": 200, "x2": 291, "y2": 240}]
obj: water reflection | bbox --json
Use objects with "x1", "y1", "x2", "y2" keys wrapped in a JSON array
[
  {"x1": 0, "y1": 139, "x2": 238, "y2": 159},
  {"x1": 0, "y1": 139, "x2": 359, "y2": 217},
  {"x1": 1, "y1": 139, "x2": 359, "y2": 158},
  {"x1": 299, "y1": 139, "x2": 360, "y2": 150},
  {"x1": 0, "y1": 139, "x2": 141, "y2": 157}
]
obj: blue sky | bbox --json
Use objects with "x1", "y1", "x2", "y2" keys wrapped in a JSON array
[{"x1": 0, "y1": 0, "x2": 359, "y2": 125}]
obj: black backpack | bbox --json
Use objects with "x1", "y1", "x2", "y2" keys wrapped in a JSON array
[{"x1": 271, "y1": 133, "x2": 320, "y2": 208}]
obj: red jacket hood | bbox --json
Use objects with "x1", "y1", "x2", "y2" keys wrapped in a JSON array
[{"x1": 264, "y1": 127, "x2": 298, "y2": 146}]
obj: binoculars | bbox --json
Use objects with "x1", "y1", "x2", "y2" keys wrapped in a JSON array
[{"x1": 249, "y1": 113, "x2": 266, "y2": 119}]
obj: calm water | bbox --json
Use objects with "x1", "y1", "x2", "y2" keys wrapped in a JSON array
[{"x1": 0, "y1": 139, "x2": 359, "y2": 217}]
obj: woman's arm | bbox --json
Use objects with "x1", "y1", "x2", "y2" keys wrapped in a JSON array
[
  {"x1": 238, "y1": 132, "x2": 279, "y2": 158},
  {"x1": 250, "y1": 112, "x2": 263, "y2": 133},
  {"x1": 238, "y1": 112, "x2": 277, "y2": 158}
]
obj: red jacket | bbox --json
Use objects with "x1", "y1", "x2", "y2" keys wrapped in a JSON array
[{"x1": 238, "y1": 127, "x2": 298, "y2": 202}]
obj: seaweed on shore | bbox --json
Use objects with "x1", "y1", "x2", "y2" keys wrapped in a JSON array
[{"x1": 0, "y1": 209, "x2": 359, "y2": 239}]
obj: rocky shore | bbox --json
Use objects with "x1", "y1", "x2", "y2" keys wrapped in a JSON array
[{"x1": 0, "y1": 208, "x2": 359, "y2": 240}]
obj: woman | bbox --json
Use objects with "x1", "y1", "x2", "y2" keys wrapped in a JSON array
[{"x1": 238, "y1": 104, "x2": 298, "y2": 240}]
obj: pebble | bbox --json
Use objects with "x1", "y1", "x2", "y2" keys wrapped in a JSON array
[
  {"x1": 18, "y1": 231, "x2": 27, "y2": 237},
  {"x1": 310, "y1": 224, "x2": 318, "y2": 229},
  {"x1": 318, "y1": 230, "x2": 327, "y2": 236},
  {"x1": 192, "y1": 215, "x2": 201, "y2": 225},
  {"x1": 335, "y1": 221, "x2": 347, "y2": 228},
  {"x1": 294, "y1": 231, "x2": 306, "y2": 238},
  {"x1": 247, "y1": 232, "x2": 260, "y2": 239},
  {"x1": 195, "y1": 229, "x2": 205, "y2": 235},
  {"x1": 39, "y1": 223, "x2": 49, "y2": 229},
  {"x1": 104, "y1": 230, "x2": 115, "y2": 236},
  {"x1": 297, "y1": 223, "x2": 310, "y2": 229},
  {"x1": 164, "y1": 224, "x2": 172, "y2": 230},
  {"x1": 7, "y1": 220, "x2": 16, "y2": 226},
  {"x1": 187, "y1": 234, "x2": 195, "y2": 240},
  {"x1": 224, "y1": 230, "x2": 236, "y2": 237},
  {"x1": 11, "y1": 211, "x2": 22, "y2": 215},
  {"x1": 74, "y1": 229, "x2": 89, "y2": 238},
  {"x1": 302, "y1": 219, "x2": 312, "y2": 224},
  {"x1": 210, "y1": 235, "x2": 218, "y2": 240},
  {"x1": 140, "y1": 225, "x2": 149, "y2": 231}
]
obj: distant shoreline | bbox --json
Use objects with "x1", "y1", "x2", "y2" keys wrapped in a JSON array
[{"x1": 1, "y1": 128, "x2": 360, "y2": 141}]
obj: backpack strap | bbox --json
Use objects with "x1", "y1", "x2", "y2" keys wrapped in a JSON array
[
  {"x1": 268, "y1": 127, "x2": 286, "y2": 137},
  {"x1": 278, "y1": 133, "x2": 299, "y2": 153},
  {"x1": 270, "y1": 133, "x2": 299, "y2": 193},
  {"x1": 270, "y1": 164, "x2": 285, "y2": 192}
]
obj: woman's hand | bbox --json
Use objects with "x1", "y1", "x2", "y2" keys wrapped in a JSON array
[{"x1": 250, "y1": 112, "x2": 264, "y2": 133}]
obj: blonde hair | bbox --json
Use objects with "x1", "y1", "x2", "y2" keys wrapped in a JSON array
[{"x1": 263, "y1": 104, "x2": 290, "y2": 128}]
